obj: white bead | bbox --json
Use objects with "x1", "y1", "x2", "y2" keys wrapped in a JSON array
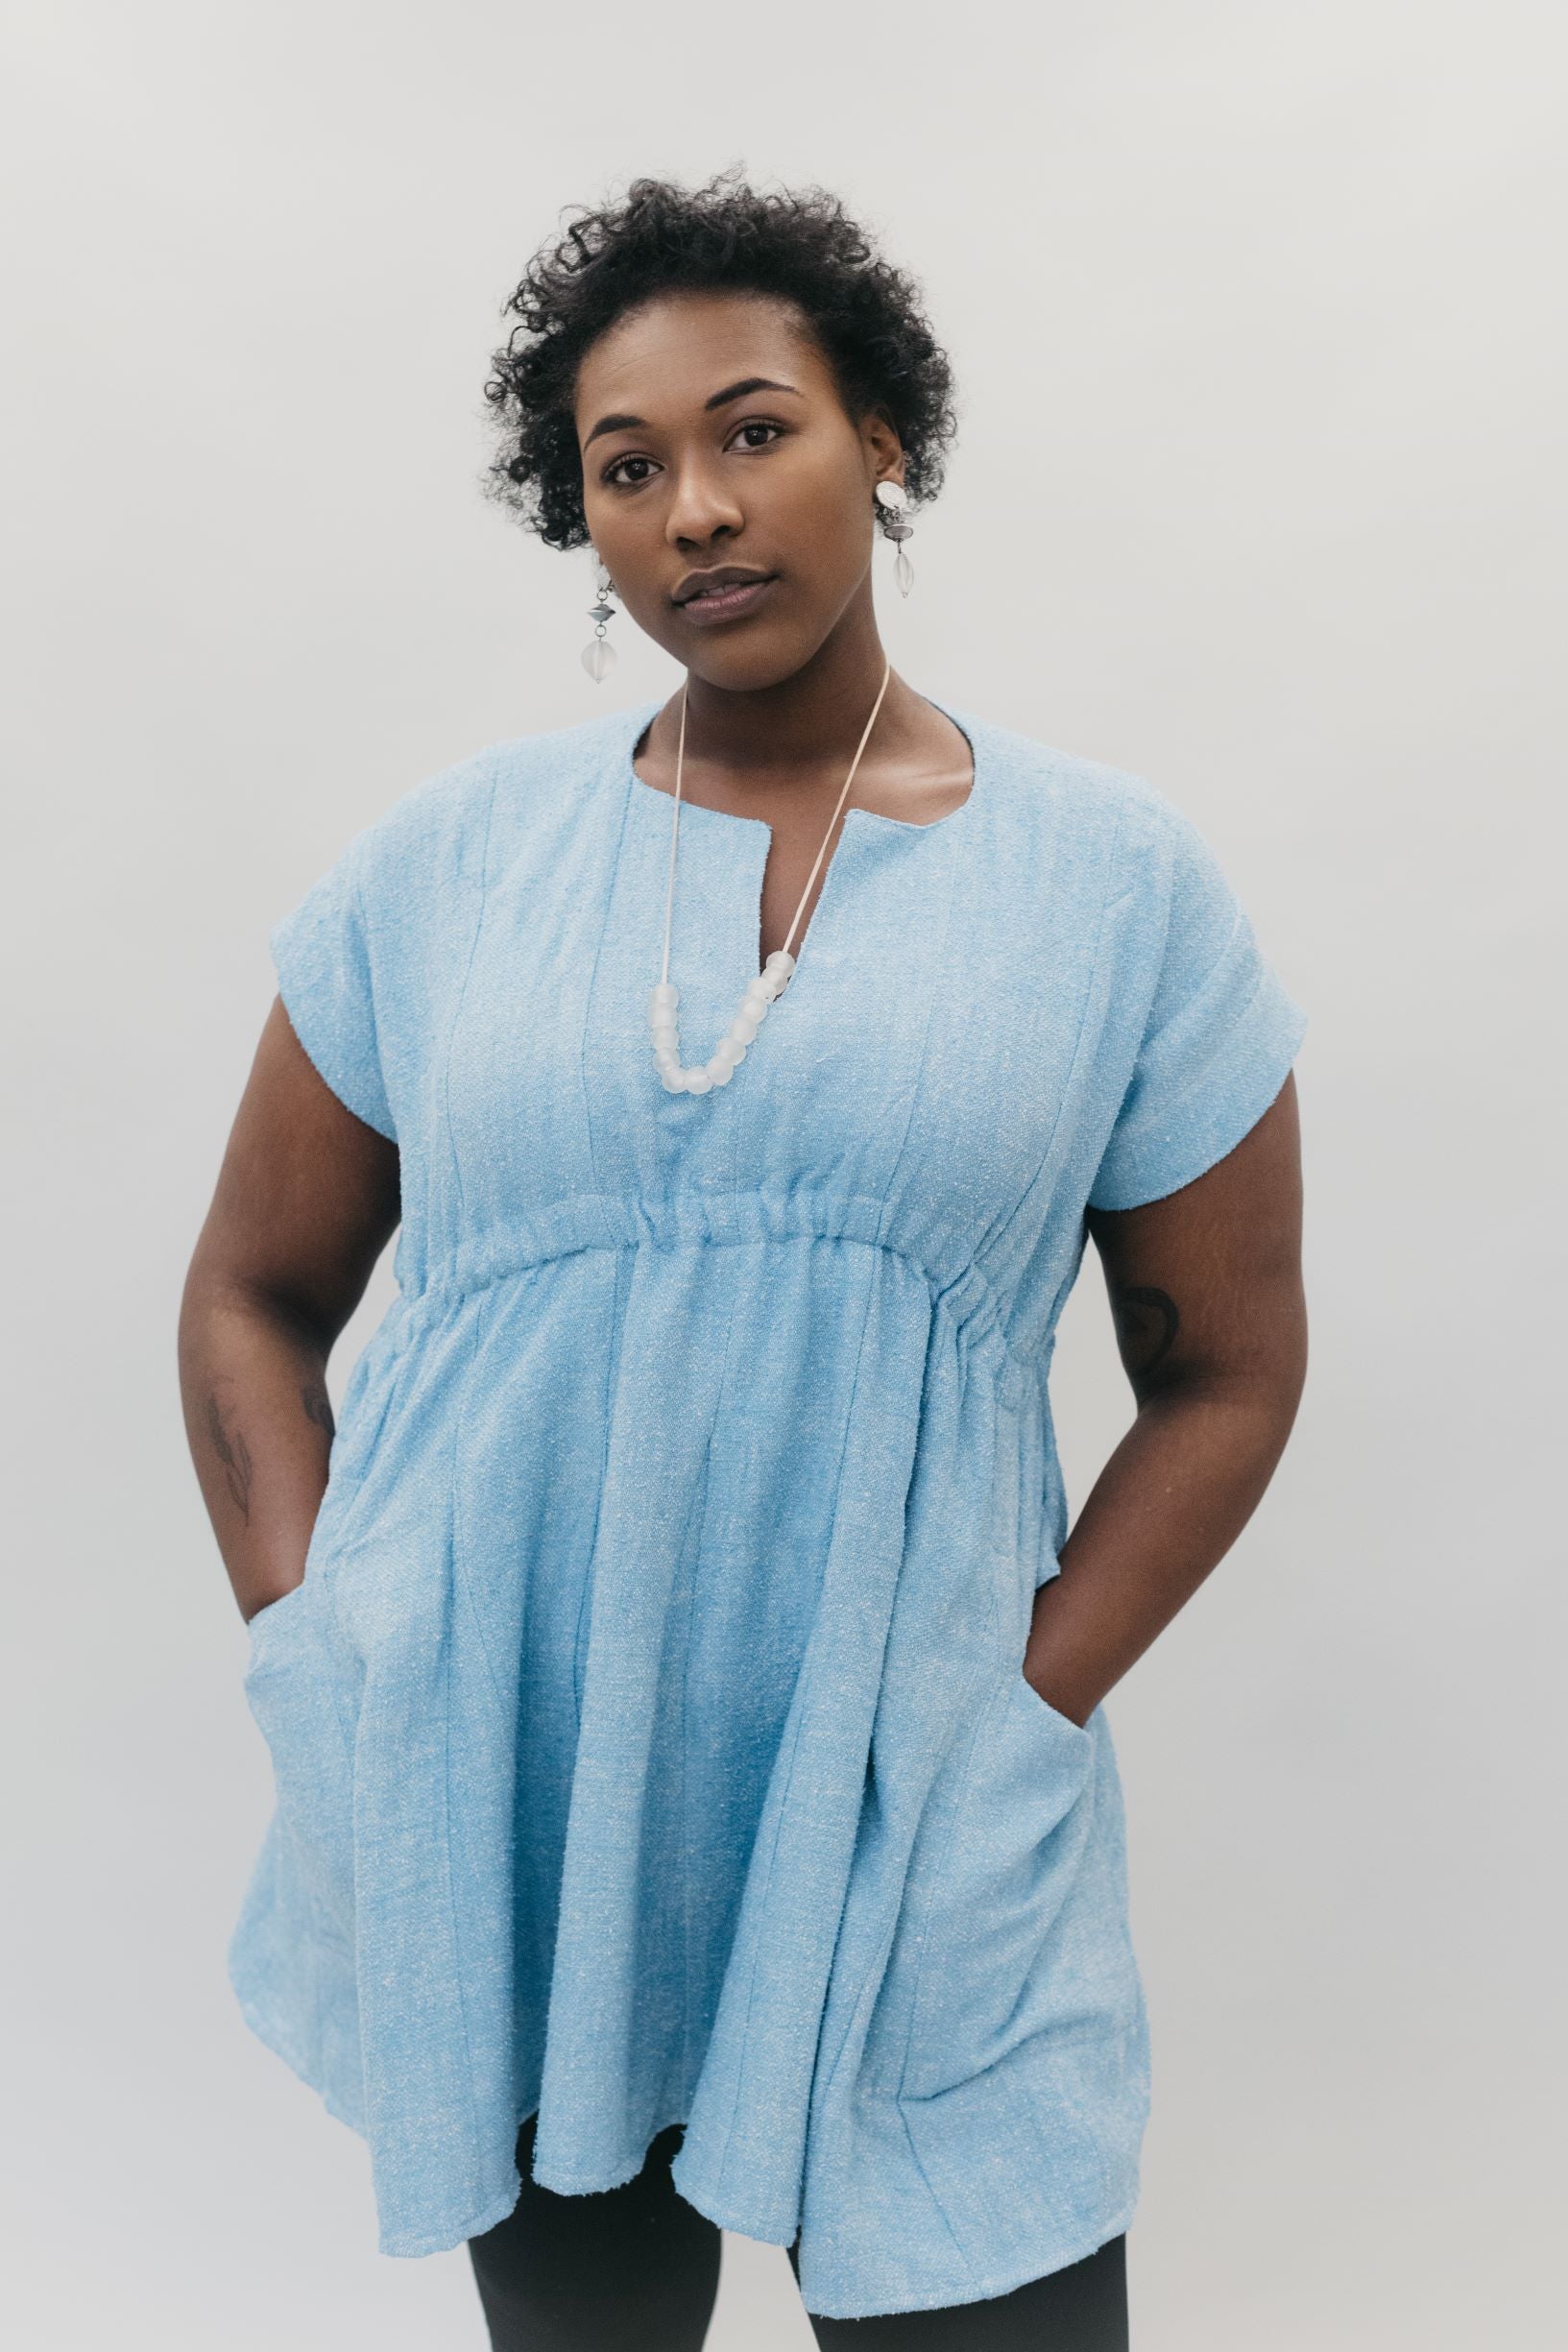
[
  {"x1": 654, "y1": 919, "x2": 802, "y2": 1090},
  {"x1": 650, "y1": 948, "x2": 802, "y2": 1088}
]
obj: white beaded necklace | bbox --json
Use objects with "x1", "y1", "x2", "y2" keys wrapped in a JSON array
[{"x1": 647, "y1": 658, "x2": 895, "y2": 1096}]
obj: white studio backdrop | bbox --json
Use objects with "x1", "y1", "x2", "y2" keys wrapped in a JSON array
[{"x1": 1, "y1": 3, "x2": 1562, "y2": 2346}]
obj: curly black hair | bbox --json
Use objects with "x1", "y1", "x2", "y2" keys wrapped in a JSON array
[{"x1": 478, "y1": 165, "x2": 959, "y2": 553}]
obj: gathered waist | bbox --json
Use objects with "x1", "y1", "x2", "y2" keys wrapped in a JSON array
[{"x1": 390, "y1": 1188, "x2": 1046, "y2": 1406}]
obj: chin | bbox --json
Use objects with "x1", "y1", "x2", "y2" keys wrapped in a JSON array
[{"x1": 683, "y1": 634, "x2": 810, "y2": 691}]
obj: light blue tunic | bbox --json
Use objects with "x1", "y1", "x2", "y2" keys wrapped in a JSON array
[{"x1": 229, "y1": 691, "x2": 1307, "y2": 2318}]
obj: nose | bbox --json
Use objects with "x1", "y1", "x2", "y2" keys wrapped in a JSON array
[{"x1": 663, "y1": 455, "x2": 745, "y2": 550}]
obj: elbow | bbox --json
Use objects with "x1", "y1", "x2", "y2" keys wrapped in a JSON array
[
  {"x1": 179, "y1": 1239, "x2": 338, "y2": 1367},
  {"x1": 1134, "y1": 1300, "x2": 1308, "y2": 1437}
]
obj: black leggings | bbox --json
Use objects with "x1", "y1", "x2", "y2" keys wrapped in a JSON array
[{"x1": 468, "y1": 2112, "x2": 1128, "y2": 2349}]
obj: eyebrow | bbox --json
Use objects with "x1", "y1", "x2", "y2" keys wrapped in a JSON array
[{"x1": 582, "y1": 376, "x2": 803, "y2": 450}]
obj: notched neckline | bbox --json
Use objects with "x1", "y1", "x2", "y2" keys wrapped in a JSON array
[{"x1": 621, "y1": 691, "x2": 984, "y2": 842}]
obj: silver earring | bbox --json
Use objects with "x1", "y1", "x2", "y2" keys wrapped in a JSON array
[
  {"x1": 582, "y1": 553, "x2": 618, "y2": 683},
  {"x1": 875, "y1": 480, "x2": 914, "y2": 595}
]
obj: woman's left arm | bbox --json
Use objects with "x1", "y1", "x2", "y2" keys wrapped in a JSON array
[{"x1": 1025, "y1": 1071, "x2": 1307, "y2": 1727}]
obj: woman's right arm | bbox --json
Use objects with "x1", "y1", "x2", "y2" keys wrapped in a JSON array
[{"x1": 179, "y1": 997, "x2": 401, "y2": 1625}]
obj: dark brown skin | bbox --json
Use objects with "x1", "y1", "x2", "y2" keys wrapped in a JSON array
[
  {"x1": 578, "y1": 288, "x2": 975, "y2": 962},
  {"x1": 1029, "y1": 1074, "x2": 1306, "y2": 1725},
  {"x1": 179, "y1": 1001, "x2": 398, "y2": 1624},
  {"x1": 181, "y1": 284, "x2": 1308, "y2": 1711}
]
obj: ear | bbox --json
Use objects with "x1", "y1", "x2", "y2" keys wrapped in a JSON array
[{"x1": 861, "y1": 403, "x2": 905, "y2": 487}]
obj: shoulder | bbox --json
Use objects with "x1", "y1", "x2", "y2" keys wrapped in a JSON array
[
  {"x1": 343, "y1": 704, "x2": 639, "y2": 903},
  {"x1": 963, "y1": 712, "x2": 1269, "y2": 1010},
  {"x1": 966, "y1": 708, "x2": 1204, "y2": 889}
]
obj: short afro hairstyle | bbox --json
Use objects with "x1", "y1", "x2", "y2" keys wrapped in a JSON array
[{"x1": 479, "y1": 165, "x2": 959, "y2": 553}]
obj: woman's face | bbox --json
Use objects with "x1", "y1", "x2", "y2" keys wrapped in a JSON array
[{"x1": 573, "y1": 288, "x2": 903, "y2": 690}]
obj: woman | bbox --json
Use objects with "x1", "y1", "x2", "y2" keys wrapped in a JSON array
[{"x1": 180, "y1": 171, "x2": 1308, "y2": 2349}]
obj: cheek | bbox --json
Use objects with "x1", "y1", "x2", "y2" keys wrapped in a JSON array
[
  {"x1": 774, "y1": 484, "x2": 871, "y2": 608},
  {"x1": 794, "y1": 526, "x2": 874, "y2": 627},
  {"x1": 581, "y1": 504, "x2": 635, "y2": 579}
]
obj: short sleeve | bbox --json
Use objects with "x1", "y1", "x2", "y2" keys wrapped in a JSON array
[
  {"x1": 269, "y1": 832, "x2": 397, "y2": 1141},
  {"x1": 1086, "y1": 803, "x2": 1307, "y2": 1212}
]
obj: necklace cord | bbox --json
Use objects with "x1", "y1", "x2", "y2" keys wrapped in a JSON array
[{"x1": 658, "y1": 656, "x2": 895, "y2": 985}]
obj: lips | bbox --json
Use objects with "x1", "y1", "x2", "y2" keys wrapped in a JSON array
[
  {"x1": 675, "y1": 570, "x2": 777, "y2": 606},
  {"x1": 676, "y1": 574, "x2": 779, "y2": 623}
]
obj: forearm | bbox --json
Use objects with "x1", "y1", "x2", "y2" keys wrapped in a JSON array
[
  {"x1": 179, "y1": 1273, "x2": 337, "y2": 1625},
  {"x1": 1025, "y1": 1377, "x2": 1300, "y2": 1727}
]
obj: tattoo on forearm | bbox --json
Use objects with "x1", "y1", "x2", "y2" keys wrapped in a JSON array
[
  {"x1": 301, "y1": 1379, "x2": 335, "y2": 1439},
  {"x1": 1110, "y1": 1282, "x2": 1180, "y2": 1377},
  {"x1": 205, "y1": 1392, "x2": 254, "y2": 1522}
]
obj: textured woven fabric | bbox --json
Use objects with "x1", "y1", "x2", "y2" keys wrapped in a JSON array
[{"x1": 228, "y1": 691, "x2": 1307, "y2": 2318}]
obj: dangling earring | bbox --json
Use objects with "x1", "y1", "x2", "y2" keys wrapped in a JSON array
[
  {"x1": 582, "y1": 552, "x2": 617, "y2": 683},
  {"x1": 875, "y1": 480, "x2": 914, "y2": 595}
]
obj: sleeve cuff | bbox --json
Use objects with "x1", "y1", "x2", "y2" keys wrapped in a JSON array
[{"x1": 1086, "y1": 965, "x2": 1306, "y2": 1212}]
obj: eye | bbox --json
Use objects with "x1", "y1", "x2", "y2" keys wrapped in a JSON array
[
  {"x1": 602, "y1": 452, "x2": 658, "y2": 489},
  {"x1": 600, "y1": 419, "x2": 786, "y2": 489}
]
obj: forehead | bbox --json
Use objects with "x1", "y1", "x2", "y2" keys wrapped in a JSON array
[{"x1": 573, "y1": 289, "x2": 830, "y2": 422}]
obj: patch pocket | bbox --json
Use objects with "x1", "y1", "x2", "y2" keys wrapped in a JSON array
[
  {"x1": 898, "y1": 1663, "x2": 1109, "y2": 2104},
  {"x1": 242, "y1": 1575, "x2": 357, "y2": 1951}
]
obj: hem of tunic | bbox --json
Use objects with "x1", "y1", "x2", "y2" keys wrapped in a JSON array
[
  {"x1": 793, "y1": 2206, "x2": 1142, "y2": 2323},
  {"x1": 230, "y1": 1979, "x2": 516, "y2": 2255},
  {"x1": 229, "y1": 1973, "x2": 774, "y2": 2258},
  {"x1": 523, "y1": 2107, "x2": 721, "y2": 2204},
  {"x1": 230, "y1": 1986, "x2": 365, "y2": 2142},
  {"x1": 232, "y1": 1974, "x2": 1143, "y2": 2309}
]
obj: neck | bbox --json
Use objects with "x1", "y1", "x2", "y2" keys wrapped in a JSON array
[{"x1": 665, "y1": 610, "x2": 924, "y2": 787}]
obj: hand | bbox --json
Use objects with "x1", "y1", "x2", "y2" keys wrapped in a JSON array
[{"x1": 1021, "y1": 1666, "x2": 1090, "y2": 1729}]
